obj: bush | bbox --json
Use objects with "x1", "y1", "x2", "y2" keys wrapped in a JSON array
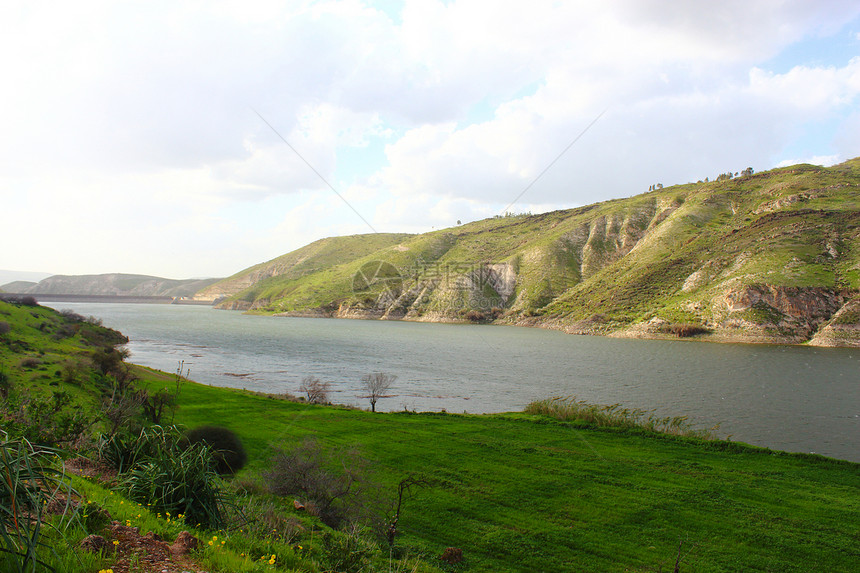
[
  {"x1": 0, "y1": 321, "x2": 10, "y2": 336},
  {"x1": 102, "y1": 425, "x2": 230, "y2": 529},
  {"x1": 299, "y1": 376, "x2": 331, "y2": 404},
  {"x1": 59, "y1": 360, "x2": 86, "y2": 386},
  {"x1": 321, "y1": 525, "x2": 378, "y2": 573},
  {"x1": 1, "y1": 390, "x2": 93, "y2": 447},
  {"x1": 18, "y1": 357, "x2": 42, "y2": 369},
  {"x1": 657, "y1": 322, "x2": 710, "y2": 338},
  {"x1": 264, "y1": 437, "x2": 381, "y2": 529},
  {"x1": 464, "y1": 310, "x2": 486, "y2": 322},
  {"x1": 90, "y1": 345, "x2": 131, "y2": 377},
  {"x1": 59, "y1": 309, "x2": 85, "y2": 322},
  {"x1": 183, "y1": 425, "x2": 247, "y2": 476},
  {"x1": 0, "y1": 369, "x2": 11, "y2": 400}
]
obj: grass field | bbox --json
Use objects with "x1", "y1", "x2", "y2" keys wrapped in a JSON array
[{"x1": 137, "y1": 368, "x2": 860, "y2": 572}]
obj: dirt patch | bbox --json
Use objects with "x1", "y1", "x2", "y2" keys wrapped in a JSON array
[{"x1": 100, "y1": 522, "x2": 208, "y2": 573}]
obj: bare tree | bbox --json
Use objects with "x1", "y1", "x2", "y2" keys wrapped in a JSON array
[
  {"x1": 299, "y1": 376, "x2": 331, "y2": 404},
  {"x1": 360, "y1": 372, "x2": 396, "y2": 412}
]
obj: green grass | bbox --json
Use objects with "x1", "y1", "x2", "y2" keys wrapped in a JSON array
[
  {"x1": 135, "y1": 372, "x2": 860, "y2": 573},
  {"x1": 0, "y1": 301, "x2": 126, "y2": 412}
]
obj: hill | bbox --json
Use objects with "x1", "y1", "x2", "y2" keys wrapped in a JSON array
[
  {"x1": 194, "y1": 233, "x2": 414, "y2": 304},
  {"x1": 0, "y1": 269, "x2": 52, "y2": 286},
  {"x1": 4, "y1": 273, "x2": 221, "y2": 299},
  {"x1": 208, "y1": 159, "x2": 860, "y2": 346},
  {"x1": 0, "y1": 280, "x2": 36, "y2": 292}
]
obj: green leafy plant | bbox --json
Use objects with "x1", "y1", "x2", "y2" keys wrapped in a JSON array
[
  {"x1": 103, "y1": 425, "x2": 230, "y2": 529},
  {"x1": 1, "y1": 391, "x2": 92, "y2": 447},
  {"x1": 0, "y1": 434, "x2": 77, "y2": 573}
]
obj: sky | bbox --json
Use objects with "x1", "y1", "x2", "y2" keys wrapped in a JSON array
[{"x1": 2, "y1": 0, "x2": 860, "y2": 280}]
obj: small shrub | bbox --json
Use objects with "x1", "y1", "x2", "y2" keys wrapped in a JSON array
[
  {"x1": 299, "y1": 376, "x2": 331, "y2": 404},
  {"x1": 52, "y1": 324, "x2": 78, "y2": 340},
  {"x1": 78, "y1": 324, "x2": 127, "y2": 347},
  {"x1": 1, "y1": 390, "x2": 93, "y2": 446},
  {"x1": 264, "y1": 437, "x2": 380, "y2": 529},
  {"x1": 440, "y1": 547, "x2": 464, "y2": 564},
  {"x1": 18, "y1": 356, "x2": 42, "y2": 369},
  {"x1": 657, "y1": 322, "x2": 710, "y2": 338},
  {"x1": 139, "y1": 387, "x2": 177, "y2": 425},
  {"x1": 464, "y1": 310, "x2": 486, "y2": 322},
  {"x1": 321, "y1": 524, "x2": 378, "y2": 573},
  {"x1": 0, "y1": 369, "x2": 11, "y2": 400},
  {"x1": 102, "y1": 382, "x2": 144, "y2": 438},
  {"x1": 90, "y1": 345, "x2": 131, "y2": 377},
  {"x1": 0, "y1": 321, "x2": 10, "y2": 336},
  {"x1": 96, "y1": 424, "x2": 174, "y2": 474},
  {"x1": 121, "y1": 443, "x2": 227, "y2": 528},
  {"x1": 106, "y1": 425, "x2": 230, "y2": 529},
  {"x1": 59, "y1": 309, "x2": 85, "y2": 322},
  {"x1": 79, "y1": 501, "x2": 112, "y2": 534},
  {"x1": 670, "y1": 323, "x2": 710, "y2": 337},
  {"x1": 183, "y1": 425, "x2": 247, "y2": 476},
  {"x1": 60, "y1": 360, "x2": 88, "y2": 385}
]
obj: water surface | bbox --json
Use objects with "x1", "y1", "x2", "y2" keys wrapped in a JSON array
[{"x1": 52, "y1": 303, "x2": 859, "y2": 462}]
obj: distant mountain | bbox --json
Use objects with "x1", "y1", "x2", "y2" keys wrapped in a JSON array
[
  {"x1": 0, "y1": 281, "x2": 38, "y2": 293},
  {"x1": 209, "y1": 159, "x2": 860, "y2": 347},
  {"x1": 0, "y1": 270, "x2": 52, "y2": 286},
  {"x1": 5, "y1": 273, "x2": 221, "y2": 298}
]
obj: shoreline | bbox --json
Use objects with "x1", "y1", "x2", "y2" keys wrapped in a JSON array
[{"x1": 265, "y1": 307, "x2": 860, "y2": 348}]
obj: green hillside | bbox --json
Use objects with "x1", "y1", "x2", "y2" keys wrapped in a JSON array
[
  {"x1": 207, "y1": 160, "x2": 860, "y2": 346},
  {"x1": 195, "y1": 233, "x2": 413, "y2": 305}
]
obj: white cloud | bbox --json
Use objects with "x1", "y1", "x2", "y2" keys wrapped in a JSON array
[
  {"x1": 749, "y1": 58, "x2": 860, "y2": 109},
  {"x1": 3, "y1": 1, "x2": 860, "y2": 277},
  {"x1": 775, "y1": 155, "x2": 841, "y2": 168}
]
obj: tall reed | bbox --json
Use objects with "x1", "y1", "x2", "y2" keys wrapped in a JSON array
[{"x1": 524, "y1": 396, "x2": 717, "y2": 439}]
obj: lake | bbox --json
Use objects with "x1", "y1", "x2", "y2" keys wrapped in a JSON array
[{"x1": 49, "y1": 302, "x2": 859, "y2": 462}]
